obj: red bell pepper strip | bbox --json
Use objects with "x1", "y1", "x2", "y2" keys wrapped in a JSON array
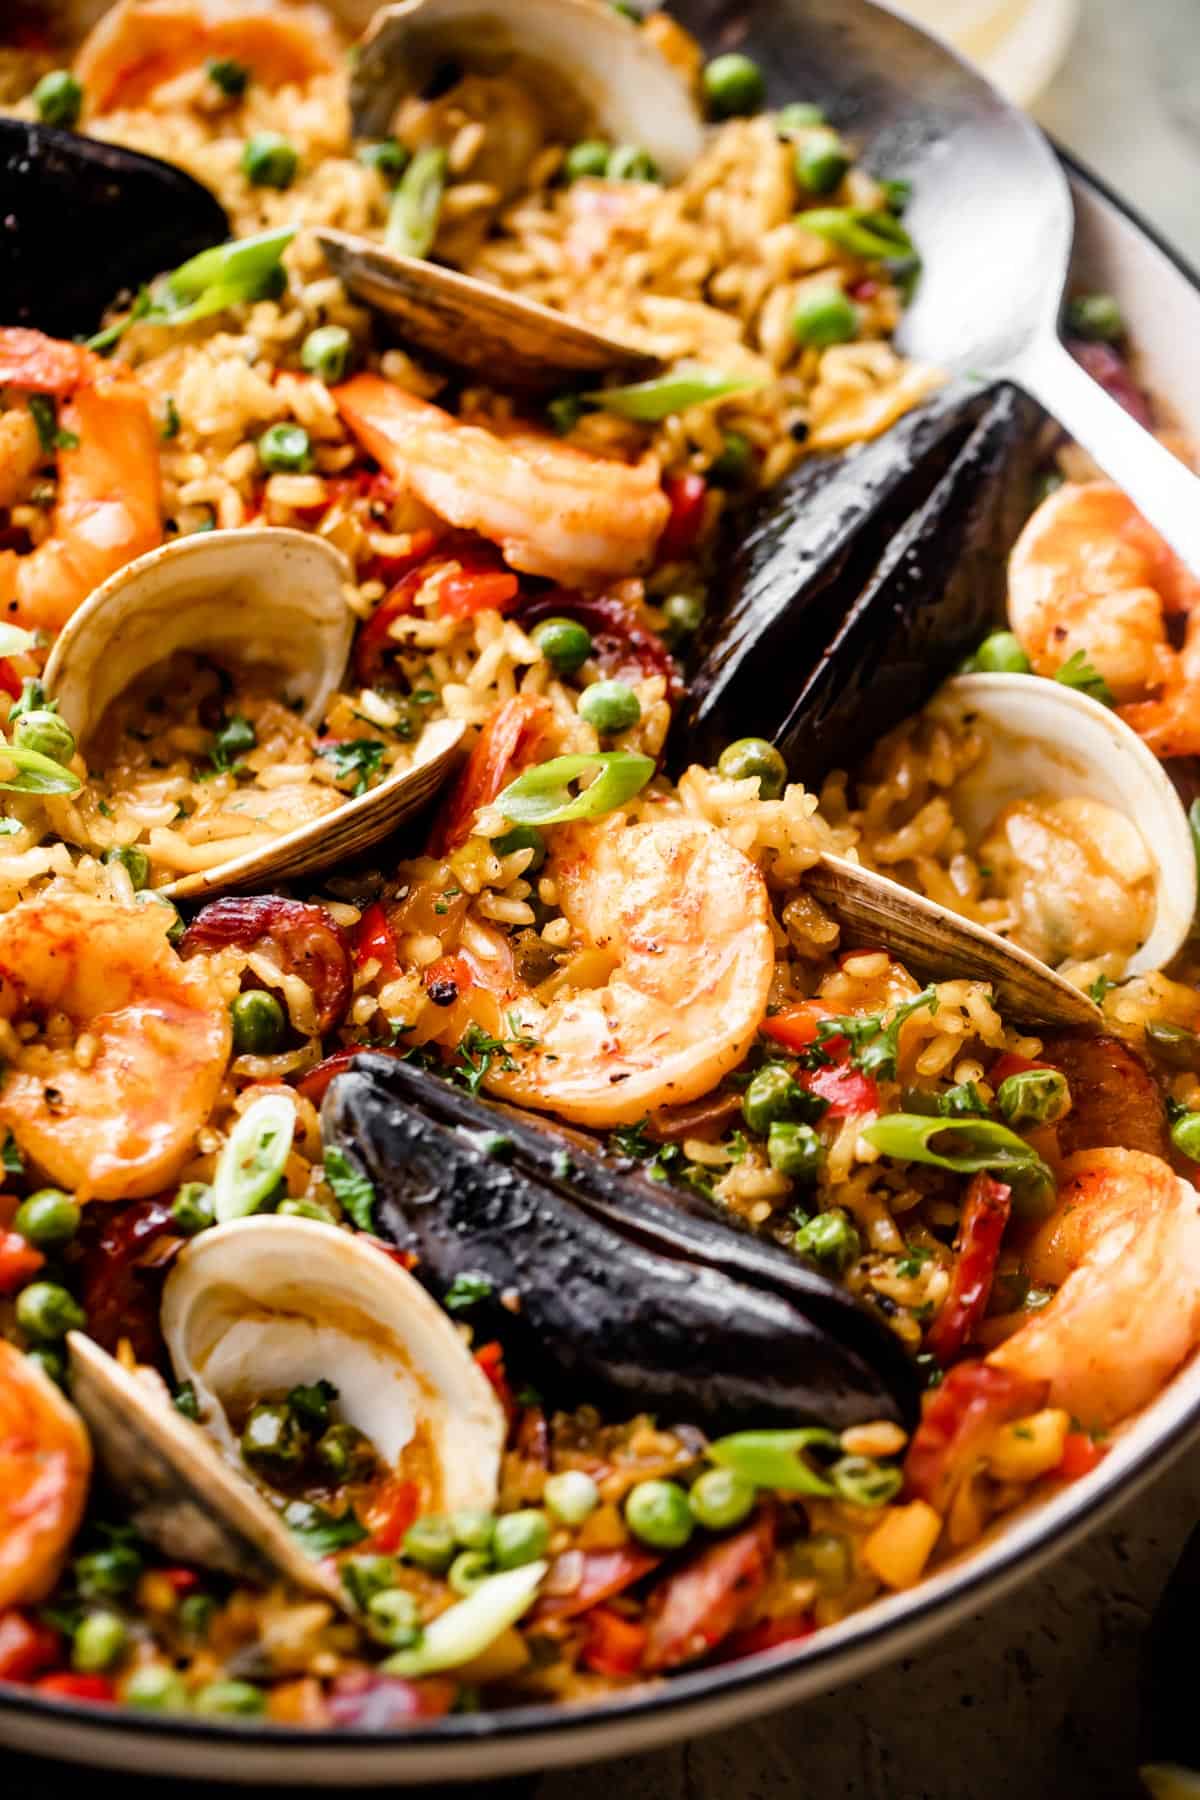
[
  {"x1": 427, "y1": 693, "x2": 552, "y2": 857},
  {"x1": 436, "y1": 564, "x2": 520, "y2": 620},
  {"x1": 34, "y1": 1672, "x2": 115, "y2": 1703},
  {"x1": 904, "y1": 1361, "x2": 1047, "y2": 1513},
  {"x1": 422, "y1": 954, "x2": 474, "y2": 1006},
  {"x1": 0, "y1": 660, "x2": 21, "y2": 701},
  {"x1": 295, "y1": 1044, "x2": 409, "y2": 1108},
  {"x1": 532, "y1": 1547, "x2": 660, "y2": 1624},
  {"x1": 643, "y1": 1515, "x2": 775, "y2": 1672},
  {"x1": 802, "y1": 1060, "x2": 880, "y2": 1118},
  {"x1": 658, "y1": 471, "x2": 709, "y2": 561},
  {"x1": 0, "y1": 1611, "x2": 62, "y2": 1683},
  {"x1": 474, "y1": 1340, "x2": 515, "y2": 1426},
  {"x1": 0, "y1": 1229, "x2": 43, "y2": 1294},
  {"x1": 580, "y1": 1607, "x2": 648, "y2": 1677},
  {"x1": 354, "y1": 901, "x2": 401, "y2": 983},
  {"x1": 353, "y1": 565, "x2": 428, "y2": 687},
  {"x1": 1056, "y1": 1432, "x2": 1107, "y2": 1482},
  {"x1": 760, "y1": 1001, "x2": 839, "y2": 1056},
  {"x1": 364, "y1": 1476, "x2": 421, "y2": 1553},
  {"x1": 924, "y1": 1174, "x2": 1012, "y2": 1367},
  {"x1": 988, "y1": 1052, "x2": 1054, "y2": 1086}
]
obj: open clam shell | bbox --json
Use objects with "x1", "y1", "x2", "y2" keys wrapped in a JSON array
[
  {"x1": 351, "y1": 0, "x2": 706, "y2": 181},
  {"x1": 316, "y1": 228, "x2": 661, "y2": 390},
  {"x1": 42, "y1": 528, "x2": 465, "y2": 898},
  {"x1": 927, "y1": 673, "x2": 1197, "y2": 979},
  {"x1": 67, "y1": 1331, "x2": 347, "y2": 1603}
]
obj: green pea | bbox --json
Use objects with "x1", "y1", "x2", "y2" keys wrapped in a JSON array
[
  {"x1": 450, "y1": 1509, "x2": 496, "y2": 1552},
  {"x1": 448, "y1": 1549, "x2": 494, "y2": 1595},
  {"x1": 124, "y1": 1664, "x2": 189, "y2": 1712},
  {"x1": 830, "y1": 1454, "x2": 903, "y2": 1508},
  {"x1": 708, "y1": 431, "x2": 754, "y2": 489},
  {"x1": 938, "y1": 1081, "x2": 989, "y2": 1119},
  {"x1": 533, "y1": 616, "x2": 593, "y2": 675},
  {"x1": 493, "y1": 822, "x2": 546, "y2": 873},
  {"x1": 241, "y1": 130, "x2": 299, "y2": 189},
  {"x1": 703, "y1": 52, "x2": 767, "y2": 119},
  {"x1": 1064, "y1": 292, "x2": 1125, "y2": 344},
  {"x1": 688, "y1": 1466, "x2": 756, "y2": 1531},
  {"x1": 356, "y1": 139, "x2": 410, "y2": 182},
  {"x1": 102, "y1": 844, "x2": 150, "y2": 891},
  {"x1": 73, "y1": 1611, "x2": 128, "y2": 1673},
  {"x1": 240, "y1": 1401, "x2": 306, "y2": 1473},
  {"x1": 973, "y1": 630, "x2": 1032, "y2": 675},
  {"x1": 16, "y1": 1280, "x2": 85, "y2": 1342},
  {"x1": 607, "y1": 144, "x2": 660, "y2": 183},
  {"x1": 1145, "y1": 1022, "x2": 1200, "y2": 1071},
  {"x1": 257, "y1": 422, "x2": 312, "y2": 472},
  {"x1": 25, "y1": 1344, "x2": 66, "y2": 1386},
  {"x1": 301, "y1": 324, "x2": 355, "y2": 384},
  {"x1": 230, "y1": 988, "x2": 286, "y2": 1055},
  {"x1": 341, "y1": 1555, "x2": 399, "y2": 1611},
  {"x1": 366, "y1": 1587, "x2": 422, "y2": 1649},
  {"x1": 743, "y1": 1065, "x2": 805, "y2": 1136},
  {"x1": 13, "y1": 709, "x2": 75, "y2": 766},
  {"x1": 996, "y1": 1068, "x2": 1070, "y2": 1129},
  {"x1": 795, "y1": 130, "x2": 851, "y2": 196},
  {"x1": 193, "y1": 1679, "x2": 266, "y2": 1716},
  {"x1": 13, "y1": 1187, "x2": 80, "y2": 1249},
  {"x1": 661, "y1": 592, "x2": 706, "y2": 645},
  {"x1": 777, "y1": 102, "x2": 826, "y2": 133},
  {"x1": 33, "y1": 70, "x2": 83, "y2": 129},
  {"x1": 793, "y1": 1207, "x2": 860, "y2": 1270},
  {"x1": 75, "y1": 1544, "x2": 142, "y2": 1599},
  {"x1": 791, "y1": 287, "x2": 859, "y2": 347},
  {"x1": 178, "y1": 1592, "x2": 216, "y2": 1641},
  {"x1": 624, "y1": 1479, "x2": 694, "y2": 1550},
  {"x1": 402, "y1": 1516, "x2": 457, "y2": 1573},
  {"x1": 564, "y1": 140, "x2": 611, "y2": 181},
  {"x1": 578, "y1": 679, "x2": 641, "y2": 736},
  {"x1": 1008, "y1": 1160, "x2": 1059, "y2": 1221},
  {"x1": 172, "y1": 1182, "x2": 215, "y2": 1236},
  {"x1": 543, "y1": 1469, "x2": 600, "y2": 1526},
  {"x1": 491, "y1": 1508, "x2": 550, "y2": 1570},
  {"x1": 315, "y1": 1422, "x2": 377, "y2": 1482},
  {"x1": 206, "y1": 57, "x2": 249, "y2": 98},
  {"x1": 716, "y1": 736, "x2": 787, "y2": 797},
  {"x1": 768, "y1": 1120, "x2": 825, "y2": 1183},
  {"x1": 1171, "y1": 1110, "x2": 1200, "y2": 1162}
]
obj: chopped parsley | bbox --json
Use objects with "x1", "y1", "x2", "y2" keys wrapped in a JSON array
[
  {"x1": 27, "y1": 394, "x2": 77, "y2": 453},
  {"x1": 317, "y1": 738, "x2": 386, "y2": 797},
  {"x1": 173, "y1": 1380, "x2": 200, "y2": 1421},
  {"x1": 809, "y1": 986, "x2": 939, "y2": 1081},
  {"x1": 1, "y1": 1130, "x2": 23, "y2": 1175},
  {"x1": 938, "y1": 1080, "x2": 989, "y2": 1118},
  {"x1": 161, "y1": 395, "x2": 181, "y2": 440},
  {"x1": 1054, "y1": 649, "x2": 1114, "y2": 707},
  {"x1": 1088, "y1": 973, "x2": 1116, "y2": 1007},
  {"x1": 895, "y1": 1243, "x2": 935, "y2": 1279},
  {"x1": 283, "y1": 1500, "x2": 367, "y2": 1554},
  {"x1": 209, "y1": 713, "x2": 256, "y2": 774},
  {"x1": 323, "y1": 1146, "x2": 376, "y2": 1230},
  {"x1": 443, "y1": 1271, "x2": 494, "y2": 1312},
  {"x1": 453, "y1": 1019, "x2": 537, "y2": 1097}
]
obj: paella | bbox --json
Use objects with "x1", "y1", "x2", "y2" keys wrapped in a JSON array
[{"x1": 0, "y1": 0, "x2": 1199, "y2": 1733}]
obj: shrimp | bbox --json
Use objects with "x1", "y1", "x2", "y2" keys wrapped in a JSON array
[
  {"x1": 333, "y1": 375, "x2": 670, "y2": 586},
  {"x1": 422, "y1": 815, "x2": 775, "y2": 1128},
  {"x1": 1008, "y1": 481, "x2": 1200, "y2": 754},
  {"x1": 0, "y1": 893, "x2": 231, "y2": 1201},
  {"x1": 74, "y1": 0, "x2": 342, "y2": 115},
  {"x1": 0, "y1": 1339, "x2": 91, "y2": 1608},
  {"x1": 0, "y1": 329, "x2": 162, "y2": 634},
  {"x1": 988, "y1": 1148, "x2": 1200, "y2": 1431}
]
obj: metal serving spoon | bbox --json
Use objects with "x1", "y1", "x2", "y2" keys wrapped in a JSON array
[{"x1": 674, "y1": 0, "x2": 1200, "y2": 573}]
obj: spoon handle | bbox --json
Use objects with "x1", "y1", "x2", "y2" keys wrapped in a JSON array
[{"x1": 1013, "y1": 331, "x2": 1200, "y2": 574}]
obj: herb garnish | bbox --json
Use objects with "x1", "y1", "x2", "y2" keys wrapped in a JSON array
[
  {"x1": 323, "y1": 1146, "x2": 376, "y2": 1231},
  {"x1": 317, "y1": 739, "x2": 386, "y2": 796},
  {"x1": 808, "y1": 986, "x2": 939, "y2": 1080}
]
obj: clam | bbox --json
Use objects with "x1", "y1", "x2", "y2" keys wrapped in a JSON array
[
  {"x1": 323, "y1": 1052, "x2": 922, "y2": 1432},
  {"x1": 42, "y1": 528, "x2": 464, "y2": 899},
  {"x1": 315, "y1": 228, "x2": 661, "y2": 391},
  {"x1": 350, "y1": 0, "x2": 705, "y2": 180},
  {"x1": 67, "y1": 1215, "x2": 505, "y2": 1589}
]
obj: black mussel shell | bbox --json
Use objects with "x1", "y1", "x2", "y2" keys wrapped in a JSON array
[
  {"x1": 324, "y1": 1055, "x2": 920, "y2": 1432},
  {"x1": 673, "y1": 381, "x2": 1041, "y2": 786},
  {"x1": 0, "y1": 120, "x2": 229, "y2": 337}
]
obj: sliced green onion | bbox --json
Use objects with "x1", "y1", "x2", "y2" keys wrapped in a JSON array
[
  {"x1": 386, "y1": 147, "x2": 448, "y2": 258},
  {"x1": 381, "y1": 1561, "x2": 546, "y2": 1676},
  {"x1": 706, "y1": 1428, "x2": 840, "y2": 1496},
  {"x1": 582, "y1": 363, "x2": 765, "y2": 422},
  {"x1": 862, "y1": 1112, "x2": 1053, "y2": 1184},
  {"x1": 212, "y1": 1091, "x2": 296, "y2": 1222},
  {"x1": 830, "y1": 1455, "x2": 902, "y2": 1507},
  {"x1": 497, "y1": 752, "x2": 654, "y2": 827},
  {"x1": 797, "y1": 205, "x2": 916, "y2": 262},
  {"x1": 88, "y1": 228, "x2": 296, "y2": 351},
  {"x1": 0, "y1": 740, "x2": 81, "y2": 796}
]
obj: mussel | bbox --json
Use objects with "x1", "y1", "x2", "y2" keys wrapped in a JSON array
[
  {"x1": 42, "y1": 527, "x2": 465, "y2": 898},
  {"x1": 323, "y1": 1053, "x2": 922, "y2": 1433},
  {"x1": 0, "y1": 118, "x2": 229, "y2": 339},
  {"x1": 68, "y1": 1213, "x2": 505, "y2": 1589}
]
